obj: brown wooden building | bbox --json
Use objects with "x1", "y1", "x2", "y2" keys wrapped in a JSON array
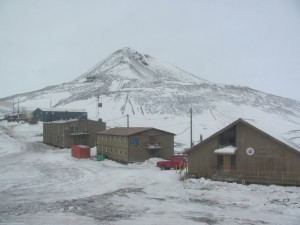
[
  {"x1": 186, "y1": 118, "x2": 300, "y2": 186},
  {"x1": 96, "y1": 127, "x2": 175, "y2": 163},
  {"x1": 43, "y1": 119, "x2": 106, "y2": 148}
]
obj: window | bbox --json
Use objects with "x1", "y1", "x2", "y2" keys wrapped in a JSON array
[
  {"x1": 123, "y1": 137, "x2": 127, "y2": 143},
  {"x1": 69, "y1": 125, "x2": 79, "y2": 134},
  {"x1": 119, "y1": 136, "x2": 122, "y2": 142},
  {"x1": 114, "y1": 136, "x2": 117, "y2": 142},
  {"x1": 124, "y1": 151, "x2": 128, "y2": 157},
  {"x1": 219, "y1": 127, "x2": 236, "y2": 147},
  {"x1": 130, "y1": 137, "x2": 139, "y2": 145},
  {"x1": 115, "y1": 149, "x2": 117, "y2": 154},
  {"x1": 106, "y1": 147, "x2": 108, "y2": 152},
  {"x1": 119, "y1": 150, "x2": 122, "y2": 155}
]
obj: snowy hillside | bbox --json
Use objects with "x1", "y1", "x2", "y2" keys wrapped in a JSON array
[{"x1": 0, "y1": 47, "x2": 300, "y2": 149}]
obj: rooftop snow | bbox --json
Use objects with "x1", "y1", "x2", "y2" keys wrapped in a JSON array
[
  {"x1": 37, "y1": 108, "x2": 86, "y2": 113},
  {"x1": 214, "y1": 145, "x2": 237, "y2": 155}
]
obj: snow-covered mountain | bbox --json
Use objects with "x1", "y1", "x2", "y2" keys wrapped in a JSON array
[{"x1": 1, "y1": 47, "x2": 300, "y2": 149}]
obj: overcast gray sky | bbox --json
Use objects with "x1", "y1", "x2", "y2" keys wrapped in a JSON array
[{"x1": 1, "y1": 0, "x2": 300, "y2": 101}]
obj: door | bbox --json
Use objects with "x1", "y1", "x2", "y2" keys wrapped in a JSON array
[{"x1": 223, "y1": 155, "x2": 231, "y2": 170}]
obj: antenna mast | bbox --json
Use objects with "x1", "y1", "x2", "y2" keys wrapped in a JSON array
[
  {"x1": 96, "y1": 95, "x2": 102, "y2": 121},
  {"x1": 96, "y1": 96, "x2": 99, "y2": 120}
]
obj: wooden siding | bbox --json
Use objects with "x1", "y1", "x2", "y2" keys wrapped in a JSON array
[
  {"x1": 96, "y1": 128, "x2": 174, "y2": 163},
  {"x1": 43, "y1": 120, "x2": 106, "y2": 148},
  {"x1": 235, "y1": 123, "x2": 300, "y2": 174},
  {"x1": 187, "y1": 121, "x2": 300, "y2": 185}
]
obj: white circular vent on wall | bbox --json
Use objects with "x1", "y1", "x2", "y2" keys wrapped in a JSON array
[{"x1": 246, "y1": 147, "x2": 255, "y2": 156}]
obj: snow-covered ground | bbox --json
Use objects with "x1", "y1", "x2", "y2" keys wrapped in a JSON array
[{"x1": 0, "y1": 121, "x2": 299, "y2": 225}]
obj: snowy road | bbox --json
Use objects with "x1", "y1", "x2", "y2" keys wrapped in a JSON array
[{"x1": 0, "y1": 122, "x2": 299, "y2": 225}]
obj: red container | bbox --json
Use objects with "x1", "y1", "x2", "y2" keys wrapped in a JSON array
[{"x1": 71, "y1": 145, "x2": 90, "y2": 159}]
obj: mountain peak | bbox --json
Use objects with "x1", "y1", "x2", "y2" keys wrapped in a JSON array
[
  {"x1": 113, "y1": 47, "x2": 151, "y2": 66},
  {"x1": 74, "y1": 48, "x2": 204, "y2": 83},
  {"x1": 117, "y1": 47, "x2": 145, "y2": 55}
]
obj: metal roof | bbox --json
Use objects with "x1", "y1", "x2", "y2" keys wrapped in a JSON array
[{"x1": 44, "y1": 119, "x2": 99, "y2": 124}]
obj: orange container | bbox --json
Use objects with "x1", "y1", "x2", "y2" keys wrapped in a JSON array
[{"x1": 71, "y1": 145, "x2": 90, "y2": 159}]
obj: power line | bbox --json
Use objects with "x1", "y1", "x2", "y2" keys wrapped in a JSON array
[
  {"x1": 105, "y1": 115, "x2": 127, "y2": 122},
  {"x1": 104, "y1": 114, "x2": 192, "y2": 132},
  {"x1": 129, "y1": 120, "x2": 189, "y2": 128},
  {"x1": 162, "y1": 122, "x2": 190, "y2": 127},
  {"x1": 130, "y1": 115, "x2": 178, "y2": 120},
  {"x1": 176, "y1": 126, "x2": 190, "y2": 135},
  {"x1": 87, "y1": 99, "x2": 97, "y2": 105}
]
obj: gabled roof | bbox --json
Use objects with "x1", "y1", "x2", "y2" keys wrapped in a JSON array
[
  {"x1": 97, "y1": 127, "x2": 175, "y2": 136},
  {"x1": 185, "y1": 118, "x2": 300, "y2": 154}
]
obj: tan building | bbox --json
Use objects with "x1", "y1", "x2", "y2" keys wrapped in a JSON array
[
  {"x1": 186, "y1": 118, "x2": 300, "y2": 186},
  {"x1": 43, "y1": 119, "x2": 106, "y2": 148},
  {"x1": 96, "y1": 127, "x2": 175, "y2": 163}
]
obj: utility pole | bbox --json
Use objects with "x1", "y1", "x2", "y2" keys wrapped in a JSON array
[
  {"x1": 96, "y1": 95, "x2": 103, "y2": 121},
  {"x1": 190, "y1": 107, "x2": 193, "y2": 148},
  {"x1": 127, "y1": 114, "x2": 129, "y2": 128},
  {"x1": 96, "y1": 96, "x2": 99, "y2": 120}
]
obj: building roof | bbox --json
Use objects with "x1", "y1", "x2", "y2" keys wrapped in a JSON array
[
  {"x1": 36, "y1": 108, "x2": 86, "y2": 113},
  {"x1": 97, "y1": 127, "x2": 175, "y2": 136},
  {"x1": 44, "y1": 119, "x2": 100, "y2": 124},
  {"x1": 185, "y1": 118, "x2": 300, "y2": 154}
]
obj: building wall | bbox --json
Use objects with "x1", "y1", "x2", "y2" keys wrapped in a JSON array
[
  {"x1": 188, "y1": 137, "x2": 218, "y2": 177},
  {"x1": 96, "y1": 129, "x2": 174, "y2": 163},
  {"x1": 235, "y1": 123, "x2": 300, "y2": 174},
  {"x1": 187, "y1": 123, "x2": 300, "y2": 184},
  {"x1": 86, "y1": 120, "x2": 106, "y2": 147},
  {"x1": 34, "y1": 109, "x2": 87, "y2": 122},
  {"x1": 43, "y1": 120, "x2": 106, "y2": 148},
  {"x1": 96, "y1": 134, "x2": 129, "y2": 163},
  {"x1": 128, "y1": 130, "x2": 174, "y2": 162}
]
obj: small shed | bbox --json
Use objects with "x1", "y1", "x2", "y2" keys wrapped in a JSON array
[{"x1": 71, "y1": 145, "x2": 90, "y2": 159}]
